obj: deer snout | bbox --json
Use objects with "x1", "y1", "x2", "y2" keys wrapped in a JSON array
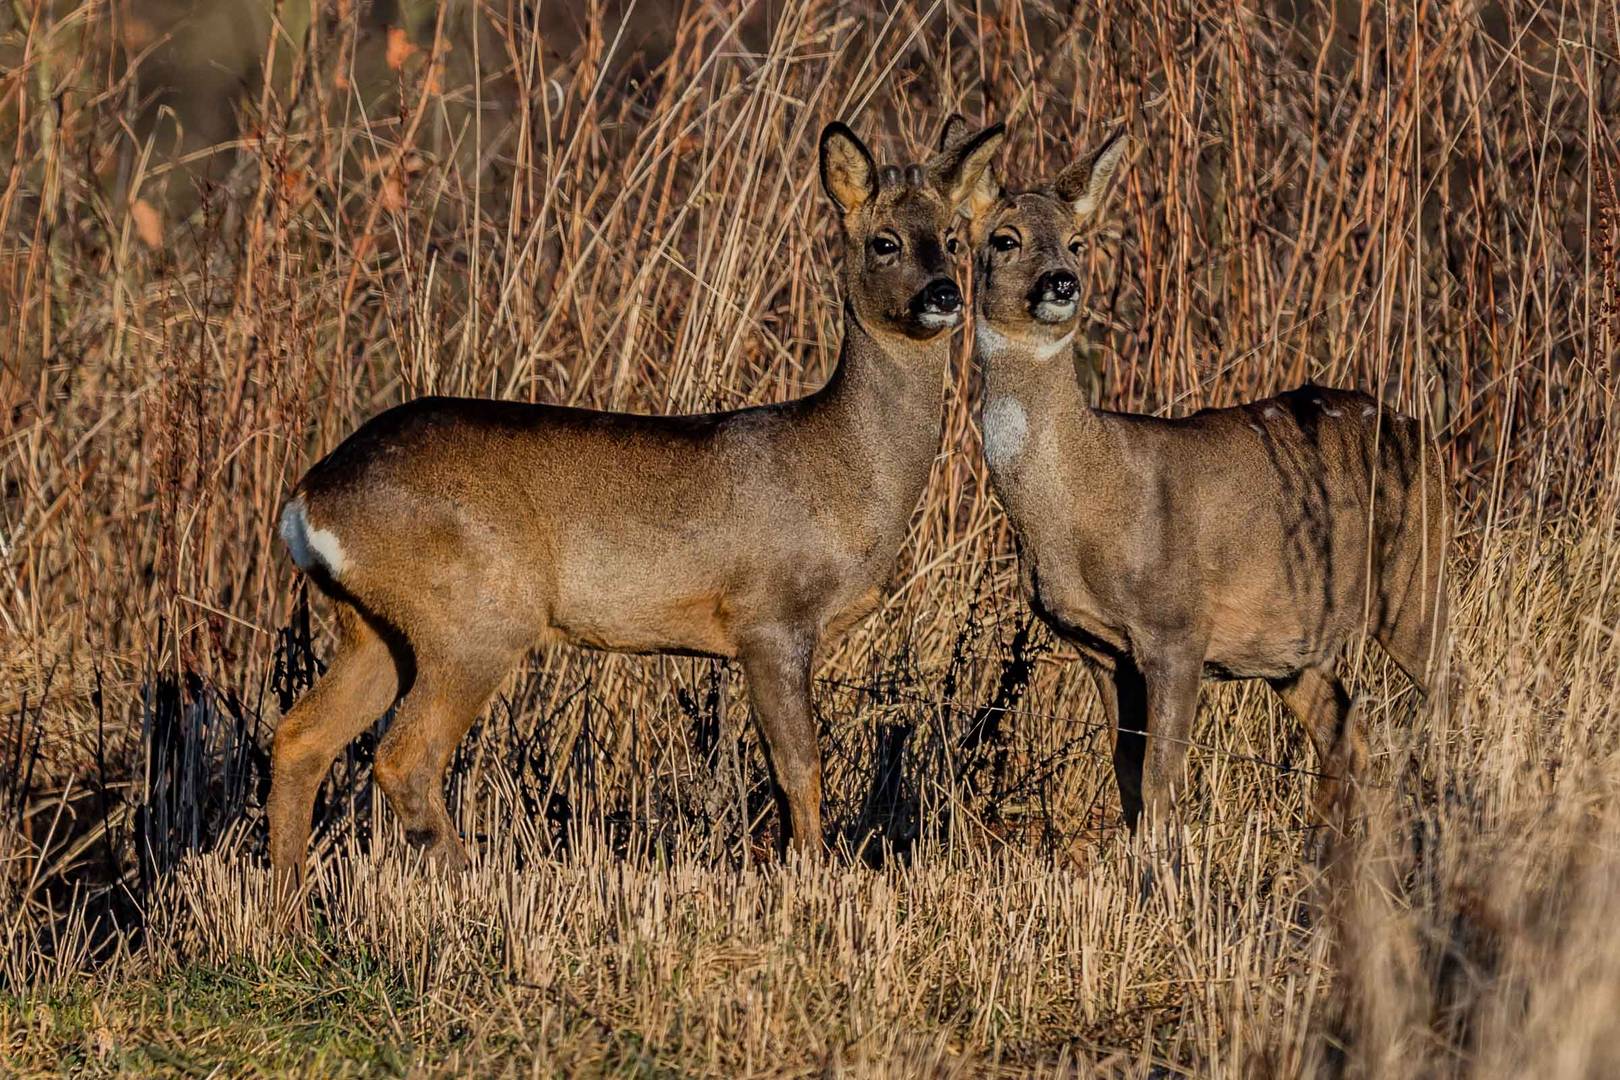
[
  {"x1": 1030, "y1": 270, "x2": 1079, "y2": 324},
  {"x1": 919, "y1": 278, "x2": 963, "y2": 313},
  {"x1": 912, "y1": 278, "x2": 964, "y2": 330}
]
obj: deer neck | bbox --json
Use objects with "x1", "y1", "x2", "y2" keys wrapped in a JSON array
[
  {"x1": 975, "y1": 321, "x2": 1113, "y2": 494},
  {"x1": 817, "y1": 302, "x2": 950, "y2": 494}
]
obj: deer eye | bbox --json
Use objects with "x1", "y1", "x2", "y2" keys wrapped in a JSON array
[
  {"x1": 990, "y1": 231, "x2": 1020, "y2": 253},
  {"x1": 946, "y1": 234, "x2": 961, "y2": 255},
  {"x1": 870, "y1": 235, "x2": 900, "y2": 257},
  {"x1": 1068, "y1": 236, "x2": 1086, "y2": 256}
]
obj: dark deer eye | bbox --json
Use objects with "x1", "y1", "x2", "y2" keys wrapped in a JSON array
[
  {"x1": 946, "y1": 235, "x2": 961, "y2": 255},
  {"x1": 870, "y1": 236, "x2": 900, "y2": 256},
  {"x1": 1068, "y1": 237, "x2": 1086, "y2": 256},
  {"x1": 990, "y1": 232, "x2": 1020, "y2": 252}
]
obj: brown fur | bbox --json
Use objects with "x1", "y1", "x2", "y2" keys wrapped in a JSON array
[
  {"x1": 968, "y1": 132, "x2": 1449, "y2": 833},
  {"x1": 267, "y1": 119, "x2": 1005, "y2": 888}
]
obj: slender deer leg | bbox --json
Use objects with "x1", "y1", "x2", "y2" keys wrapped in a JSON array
[
  {"x1": 1085, "y1": 660, "x2": 1119, "y2": 732},
  {"x1": 1269, "y1": 666, "x2": 1363, "y2": 832},
  {"x1": 268, "y1": 605, "x2": 400, "y2": 889},
  {"x1": 1097, "y1": 659, "x2": 1149, "y2": 832},
  {"x1": 373, "y1": 660, "x2": 507, "y2": 871},
  {"x1": 740, "y1": 631, "x2": 822, "y2": 856},
  {"x1": 1137, "y1": 650, "x2": 1202, "y2": 829}
]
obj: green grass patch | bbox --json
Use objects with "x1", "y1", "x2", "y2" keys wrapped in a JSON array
[{"x1": 1, "y1": 945, "x2": 445, "y2": 1078}]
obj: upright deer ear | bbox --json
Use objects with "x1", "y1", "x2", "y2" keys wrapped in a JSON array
[
  {"x1": 937, "y1": 113, "x2": 972, "y2": 154},
  {"x1": 820, "y1": 122, "x2": 878, "y2": 215},
  {"x1": 928, "y1": 120, "x2": 1005, "y2": 222},
  {"x1": 1052, "y1": 131, "x2": 1130, "y2": 223}
]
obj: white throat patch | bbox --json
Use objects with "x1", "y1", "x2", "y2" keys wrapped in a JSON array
[{"x1": 981, "y1": 396, "x2": 1029, "y2": 470}]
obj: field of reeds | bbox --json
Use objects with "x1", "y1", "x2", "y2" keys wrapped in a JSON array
[{"x1": 2, "y1": 0, "x2": 1618, "y2": 1074}]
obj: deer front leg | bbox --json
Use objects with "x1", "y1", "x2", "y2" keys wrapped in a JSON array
[
  {"x1": 1136, "y1": 648, "x2": 1203, "y2": 831},
  {"x1": 740, "y1": 629, "x2": 823, "y2": 857},
  {"x1": 1097, "y1": 658, "x2": 1149, "y2": 832}
]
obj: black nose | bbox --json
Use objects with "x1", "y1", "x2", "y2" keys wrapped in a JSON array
[
  {"x1": 1038, "y1": 270, "x2": 1078, "y2": 302},
  {"x1": 919, "y1": 278, "x2": 962, "y2": 313}
]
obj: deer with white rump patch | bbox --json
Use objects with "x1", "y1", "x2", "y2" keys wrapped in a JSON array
[
  {"x1": 268, "y1": 118, "x2": 1005, "y2": 886},
  {"x1": 962, "y1": 124, "x2": 1448, "y2": 835}
]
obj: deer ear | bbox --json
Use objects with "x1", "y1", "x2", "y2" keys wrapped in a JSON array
[
  {"x1": 937, "y1": 113, "x2": 972, "y2": 154},
  {"x1": 928, "y1": 121, "x2": 1005, "y2": 223},
  {"x1": 1052, "y1": 131, "x2": 1130, "y2": 223},
  {"x1": 820, "y1": 122, "x2": 878, "y2": 215}
]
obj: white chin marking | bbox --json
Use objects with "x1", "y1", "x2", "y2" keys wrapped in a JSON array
[
  {"x1": 917, "y1": 311, "x2": 961, "y2": 331},
  {"x1": 975, "y1": 321, "x2": 1074, "y2": 362},
  {"x1": 982, "y1": 396, "x2": 1029, "y2": 469},
  {"x1": 1033, "y1": 300, "x2": 1077, "y2": 323},
  {"x1": 279, "y1": 496, "x2": 349, "y2": 579},
  {"x1": 1029, "y1": 328, "x2": 1077, "y2": 361}
]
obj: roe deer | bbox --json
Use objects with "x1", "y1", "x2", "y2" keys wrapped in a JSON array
[
  {"x1": 268, "y1": 118, "x2": 1006, "y2": 884},
  {"x1": 963, "y1": 127, "x2": 1448, "y2": 834}
]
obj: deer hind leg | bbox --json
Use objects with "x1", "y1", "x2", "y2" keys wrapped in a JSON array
[
  {"x1": 1269, "y1": 666, "x2": 1363, "y2": 834},
  {"x1": 1376, "y1": 586, "x2": 1448, "y2": 697},
  {"x1": 740, "y1": 630, "x2": 822, "y2": 857},
  {"x1": 1375, "y1": 482, "x2": 1450, "y2": 697},
  {"x1": 373, "y1": 651, "x2": 512, "y2": 872},
  {"x1": 269, "y1": 603, "x2": 401, "y2": 889}
]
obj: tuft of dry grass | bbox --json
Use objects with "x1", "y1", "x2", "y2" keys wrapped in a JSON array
[{"x1": 2, "y1": 0, "x2": 1618, "y2": 1074}]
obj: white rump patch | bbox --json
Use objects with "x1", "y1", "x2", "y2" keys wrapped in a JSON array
[
  {"x1": 279, "y1": 496, "x2": 349, "y2": 580},
  {"x1": 982, "y1": 396, "x2": 1029, "y2": 469}
]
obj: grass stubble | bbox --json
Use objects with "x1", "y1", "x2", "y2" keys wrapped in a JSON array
[{"x1": 2, "y1": 0, "x2": 1619, "y2": 1075}]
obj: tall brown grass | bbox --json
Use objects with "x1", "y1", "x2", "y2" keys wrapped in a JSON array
[{"x1": 2, "y1": 0, "x2": 1618, "y2": 1074}]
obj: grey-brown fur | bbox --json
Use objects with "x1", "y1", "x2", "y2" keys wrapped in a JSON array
[
  {"x1": 266, "y1": 119, "x2": 1005, "y2": 887},
  {"x1": 967, "y1": 131, "x2": 1449, "y2": 832}
]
